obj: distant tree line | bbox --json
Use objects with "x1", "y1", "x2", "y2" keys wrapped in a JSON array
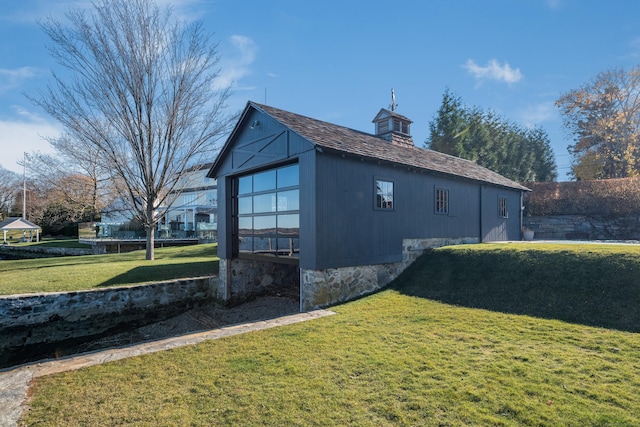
[
  {"x1": 426, "y1": 89, "x2": 558, "y2": 182},
  {"x1": 0, "y1": 166, "x2": 20, "y2": 221},
  {"x1": 0, "y1": 160, "x2": 104, "y2": 236}
]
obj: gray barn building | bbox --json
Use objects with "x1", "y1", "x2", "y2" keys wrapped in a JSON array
[{"x1": 208, "y1": 102, "x2": 530, "y2": 311}]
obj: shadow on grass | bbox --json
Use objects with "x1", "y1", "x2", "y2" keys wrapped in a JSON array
[
  {"x1": 98, "y1": 260, "x2": 219, "y2": 287},
  {"x1": 391, "y1": 248, "x2": 640, "y2": 333}
]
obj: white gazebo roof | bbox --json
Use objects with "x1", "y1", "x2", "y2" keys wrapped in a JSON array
[
  {"x1": 1, "y1": 217, "x2": 41, "y2": 244},
  {"x1": 0, "y1": 217, "x2": 40, "y2": 230}
]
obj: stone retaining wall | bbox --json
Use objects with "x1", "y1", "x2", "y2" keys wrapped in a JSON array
[
  {"x1": 217, "y1": 258, "x2": 299, "y2": 307},
  {"x1": 0, "y1": 277, "x2": 215, "y2": 368},
  {"x1": 524, "y1": 215, "x2": 640, "y2": 240},
  {"x1": 300, "y1": 237, "x2": 479, "y2": 310},
  {"x1": 217, "y1": 237, "x2": 477, "y2": 312},
  {"x1": 0, "y1": 245, "x2": 95, "y2": 259}
]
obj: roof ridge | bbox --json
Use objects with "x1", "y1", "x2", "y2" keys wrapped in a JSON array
[{"x1": 243, "y1": 102, "x2": 529, "y2": 192}]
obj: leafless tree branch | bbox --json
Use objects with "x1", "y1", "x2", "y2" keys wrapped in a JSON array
[{"x1": 29, "y1": 0, "x2": 234, "y2": 259}]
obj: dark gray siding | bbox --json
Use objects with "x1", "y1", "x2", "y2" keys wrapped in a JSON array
[
  {"x1": 480, "y1": 185, "x2": 522, "y2": 241},
  {"x1": 213, "y1": 109, "x2": 313, "y2": 178},
  {"x1": 298, "y1": 151, "x2": 316, "y2": 269},
  {"x1": 310, "y1": 153, "x2": 504, "y2": 270},
  {"x1": 216, "y1": 176, "x2": 233, "y2": 259}
]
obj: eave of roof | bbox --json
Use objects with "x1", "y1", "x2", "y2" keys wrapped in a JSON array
[
  {"x1": 185, "y1": 162, "x2": 215, "y2": 173},
  {"x1": 208, "y1": 103, "x2": 256, "y2": 178}
]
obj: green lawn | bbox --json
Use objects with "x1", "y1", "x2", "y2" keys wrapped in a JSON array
[
  {"x1": 0, "y1": 244, "x2": 218, "y2": 295},
  {"x1": 396, "y1": 242, "x2": 640, "y2": 333},
  {"x1": 20, "y1": 243, "x2": 640, "y2": 426}
]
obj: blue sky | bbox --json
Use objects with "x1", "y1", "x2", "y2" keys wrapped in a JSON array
[{"x1": 2, "y1": 0, "x2": 640, "y2": 179}]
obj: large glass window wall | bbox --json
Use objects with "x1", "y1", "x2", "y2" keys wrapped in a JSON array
[{"x1": 234, "y1": 163, "x2": 299, "y2": 258}]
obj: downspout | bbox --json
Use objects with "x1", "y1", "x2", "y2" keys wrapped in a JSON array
[
  {"x1": 479, "y1": 185, "x2": 483, "y2": 243},
  {"x1": 520, "y1": 191, "x2": 524, "y2": 241}
]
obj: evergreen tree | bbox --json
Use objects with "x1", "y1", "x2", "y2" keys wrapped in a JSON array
[
  {"x1": 427, "y1": 88, "x2": 468, "y2": 156},
  {"x1": 426, "y1": 90, "x2": 557, "y2": 182}
]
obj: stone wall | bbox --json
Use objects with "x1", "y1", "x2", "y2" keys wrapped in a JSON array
[
  {"x1": 0, "y1": 277, "x2": 215, "y2": 367},
  {"x1": 217, "y1": 237, "x2": 478, "y2": 312},
  {"x1": 300, "y1": 237, "x2": 479, "y2": 310},
  {"x1": 217, "y1": 258, "x2": 299, "y2": 307},
  {"x1": 0, "y1": 245, "x2": 95, "y2": 259},
  {"x1": 524, "y1": 215, "x2": 640, "y2": 240}
]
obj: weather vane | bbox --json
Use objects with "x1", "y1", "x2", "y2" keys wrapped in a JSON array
[{"x1": 390, "y1": 88, "x2": 397, "y2": 112}]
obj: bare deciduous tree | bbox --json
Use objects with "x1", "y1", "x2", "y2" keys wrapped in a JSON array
[
  {"x1": 24, "y1": 150, "x2": 110, "y2": 227},
  {"x1": 0, "y1": 166, "x2": 20, "y2": 219},
  {"x1": 30, "y1": 133, "x2": 115, "y2": 223},
  {"x1": 30, "y1": 0, "x2": 232, "y2": 259}
]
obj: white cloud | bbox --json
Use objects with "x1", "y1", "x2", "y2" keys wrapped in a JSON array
[
  {"x1": 215, "y1": 35, "x2": 258, "y2": 91},
  {"x1": 464, "y1": 59, "x2": 523, "y2": 85},
  {"x1": 0, "y1": 67, "x2": 41, "y2": 93},
  {"x1": 519, "y1": 101, "x2": 556, "y2": 127},
  {"x1": 0, "y1": 109, "x2": 60, "y2": 173},
  {"x1": 156, "y1": 0, "x2": 209, "y2": 22}
]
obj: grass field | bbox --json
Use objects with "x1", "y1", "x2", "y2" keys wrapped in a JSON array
[
  {"x1": 0, "y1": 244, "x2": 218, "y2": 295},
  {"x1": 20, "y1": 243, "x2": 640, "y2": 426}
]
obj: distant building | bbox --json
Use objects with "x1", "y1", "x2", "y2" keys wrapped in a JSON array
[
  {"x1": 99, "y1": 164, "x2": 218, "y2": 241},
  {"x1": 209, "y1": 101, "x2": 530, "y2": 311},
  {"x1": 161, "y1": 163, "x2": 218, "y2": 240}
]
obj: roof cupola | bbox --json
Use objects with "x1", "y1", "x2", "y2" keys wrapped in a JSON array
[{"x1": 372, "y1": 89, "x2": 413, "y2": 146}]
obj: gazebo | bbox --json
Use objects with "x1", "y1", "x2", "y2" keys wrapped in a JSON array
[{"x1": 0, "y1": 217, "x2": 41, "y2": 244}]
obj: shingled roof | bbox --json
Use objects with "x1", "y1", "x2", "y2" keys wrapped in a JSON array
[{"x1": 249, "y1": 102, "x2": 529, "y2": 191}]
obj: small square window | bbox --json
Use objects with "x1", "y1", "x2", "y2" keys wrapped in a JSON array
[
  {"x1": 376, "y1": 180, "x2": 394, "y2": 209},
  {"x1": 436, "y1": 188, "x2": 449, "y2": 214},
  {"x1": 499, "y1": 196, "x2": 508, "y2": 218}
]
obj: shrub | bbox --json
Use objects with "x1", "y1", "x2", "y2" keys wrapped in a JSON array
[{"x1": 523, "y1": 177, "x2": 640, "y2": 216}]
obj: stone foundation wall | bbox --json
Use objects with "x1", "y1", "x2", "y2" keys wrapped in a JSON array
[
  {"x1": 217, "y1": 258, "x2": 299, "y2": 307},
  {"x1": 217, "y1": 237, "x2": 477, "y2": 312},
  {"x1": 300, "y1": 237, "x2": 478, "y2": 310},
  {"x1": 0, "y1": 277, "x2": 215, "y2": 367},
  {"x1": 524, "y1": 215, "x2": 640, "y2": 240}
]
